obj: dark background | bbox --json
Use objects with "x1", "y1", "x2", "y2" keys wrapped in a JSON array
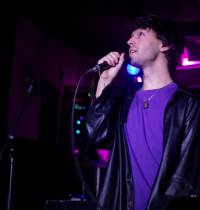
[{"x1": 0, "y1": 1, "x2": 200, "y2": 210}]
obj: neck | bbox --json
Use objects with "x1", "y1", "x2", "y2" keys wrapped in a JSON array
[{"x1": 141, "y1": 60, "x2": 173, "y2": 90}]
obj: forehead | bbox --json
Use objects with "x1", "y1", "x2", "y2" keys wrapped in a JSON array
[{"x1": 130, "y1": 28, "x2": 156, "y2": 36}]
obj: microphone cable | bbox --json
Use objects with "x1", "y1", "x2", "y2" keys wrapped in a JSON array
[{"x1": 70, "y1": 67, "x2": 105, "y2": 210}]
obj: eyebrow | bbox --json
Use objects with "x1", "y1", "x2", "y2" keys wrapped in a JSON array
[
  {"x1": 131, "y1": 28, "x2": 152, "y2": 36},
  {"x1": 131, "y1": 29, "x2": 144, "y2": 36}
]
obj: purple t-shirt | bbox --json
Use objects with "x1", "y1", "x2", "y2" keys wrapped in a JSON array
[{"x1": 124, "y1": 82, "x2": 177, "y2": 210}]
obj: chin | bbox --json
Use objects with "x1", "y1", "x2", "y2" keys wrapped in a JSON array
[
  {"x1": 131, "y1": 59, "x2": 139, "y2": 66},
  {"x1": 130, "y1": 59, "x2": 136, "y2": 65},
  {"x1": 131, "y1": 60, "x2": 140, "y2": 67}
]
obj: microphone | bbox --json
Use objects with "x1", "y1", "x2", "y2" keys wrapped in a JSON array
[{"x1": 88, "y1": 62, "x2": 112, "y2": 73}]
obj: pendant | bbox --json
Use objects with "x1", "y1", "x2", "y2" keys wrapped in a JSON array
[{"x1": 143, "y1": 100, "x2": 149, "y2": 109}]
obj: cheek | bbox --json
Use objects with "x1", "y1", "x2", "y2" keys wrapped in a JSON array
[{"x1": 140, "y1": 42, "x2": 159, "y2": 58}]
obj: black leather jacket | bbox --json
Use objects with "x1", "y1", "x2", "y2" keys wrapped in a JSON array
[{"x1": 85, "y1": 82, "x2": 200, "y2": 210}]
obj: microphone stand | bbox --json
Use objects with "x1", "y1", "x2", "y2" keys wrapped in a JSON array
[{"x1": 4, "y1": 79, "x2": 35, "y2": 210}]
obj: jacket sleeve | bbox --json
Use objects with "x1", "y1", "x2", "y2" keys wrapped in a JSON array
[
  {"x1": 163, "y1": 95, "x2": 200, "y2": 209},
  {"x1": 149, "y1": 93, "x2": 200, "y2": 210},
  {"x1": 171, "y1": 95, "x2": 200, "y2": 193},
  {"x1": 85, "y1": 82, "x2": 119, "y2": 149},
  {"x1": 169, "y1": 95, "x2": 200, "y2": 196}
]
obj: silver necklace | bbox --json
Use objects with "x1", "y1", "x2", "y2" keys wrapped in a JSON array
[
  {"x1": 143, "y1": 93, "x2": 157, "y2": 109},
  {"x1": 142, "y1": 81, "x2": 174, "y2": 109}
]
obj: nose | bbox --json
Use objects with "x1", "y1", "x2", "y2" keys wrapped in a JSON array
[
  {"x1": 127, "y1": 37, "x2": 131, "y2": 46},
  {"x1": 127, "y1": 36, "x2": 135, "y2": 47}
]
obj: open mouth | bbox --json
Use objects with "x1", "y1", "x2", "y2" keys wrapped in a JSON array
[{"x1": 129, "y1": 49, "x2": 137, "y2": 54}]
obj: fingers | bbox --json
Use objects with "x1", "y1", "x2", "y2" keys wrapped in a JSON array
[
  {"x1": 97, "y1": 52, "x2": 122, "y2": 66},
  {"x1": 117, "y1": 53, "x2": 125, "y2": 67}
]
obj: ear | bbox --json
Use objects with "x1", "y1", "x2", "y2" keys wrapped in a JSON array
[{"x1": 160, "y1": 43, "x2": 171, "y2": 53}]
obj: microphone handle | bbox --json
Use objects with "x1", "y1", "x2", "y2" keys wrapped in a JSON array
[{"x1": 90, "y1": 62, "x2": 112, "y2": 73}]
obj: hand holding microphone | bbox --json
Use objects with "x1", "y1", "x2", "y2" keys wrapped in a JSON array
[
  {"x1": 97, "y1": 51, "x2": 125, "y2": 79},
  {"x1": 95, "y1": 52, "x2": 125, "y2": 98}
]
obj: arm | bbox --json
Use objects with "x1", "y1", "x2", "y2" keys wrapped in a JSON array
[
  {"x1": 85, "y1": 52, "x2": 125, "y2": 148},
  {"x1": 169, "y1": 95, "x2": 200, "y2": 193},
  {"x1": 149, "y1": 94, "x2": 200, "y2": 210}
]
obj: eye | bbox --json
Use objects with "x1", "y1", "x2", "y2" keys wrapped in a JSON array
[{"x1": 139, "y1": 31, "x2": 145, "y2": 36}]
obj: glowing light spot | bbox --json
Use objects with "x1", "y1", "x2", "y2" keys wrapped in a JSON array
[{"x1": 127, "y1": 64, "x2": 141, "y2": 75}]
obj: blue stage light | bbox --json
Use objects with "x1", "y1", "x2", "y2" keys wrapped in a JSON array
[{"x1": 127, "y1": 64, "x2": 141, "y2": 75}]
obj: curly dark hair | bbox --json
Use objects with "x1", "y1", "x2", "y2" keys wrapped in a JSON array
[{"x1": 131, "y1": 14, "x2": 185, "y2": 77}]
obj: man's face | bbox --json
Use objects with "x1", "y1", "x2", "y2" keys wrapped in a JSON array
[{"x1": 127, "y1": 28, "x2": 163, "y2": 67}]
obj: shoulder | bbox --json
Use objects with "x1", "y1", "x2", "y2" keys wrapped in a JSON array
[
  {"x1": 174, "y1": 85, "x2": 199, "y2": 98},
  {"x1": 165, "y1": 86, "x2": 200, "y2": 124},
  {"x1": 173, "y1": 86, "x2": 200, "y2": 108}
]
